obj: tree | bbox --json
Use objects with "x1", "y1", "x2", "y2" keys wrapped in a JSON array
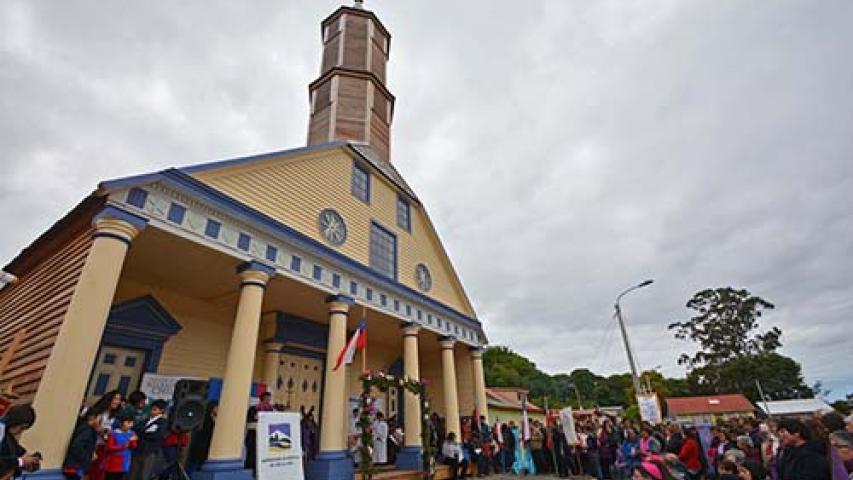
[
  {"x1": 668, "y1": 287, "x2": 780, "y2": 368},
  {"x1": 685, "y1": 352, "x2": 812, "y2": 401}
]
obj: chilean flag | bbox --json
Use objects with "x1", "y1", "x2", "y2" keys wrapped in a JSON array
[{"x1": 333, "y1": 318, "x2": 367, "y2": 371}]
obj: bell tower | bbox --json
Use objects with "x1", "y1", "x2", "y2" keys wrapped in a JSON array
[{"x1": 307, "y1": 1, "x2": 395, "y2": 162}]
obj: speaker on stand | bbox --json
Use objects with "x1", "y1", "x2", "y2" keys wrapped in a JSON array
[{"x1": 155, "y1": 379, "x2": 209, "y2": 480}]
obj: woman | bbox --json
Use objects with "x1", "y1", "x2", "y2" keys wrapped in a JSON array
[
  {"x1": 678, "y1": 428, "x2": 703, "y2": 480},
  {"x1": 632, "y1": 460, "x2": 677, "y2": 480},
  {"x1": 86, "y1": 391, "x2": 123, "y2": 480}
]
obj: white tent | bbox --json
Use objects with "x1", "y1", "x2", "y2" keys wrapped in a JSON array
[{"x1": 758, "y1": 398, "x2": 834, "y2": 416}]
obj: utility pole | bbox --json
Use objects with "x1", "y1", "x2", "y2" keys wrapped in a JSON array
[{"x1": 614, "y1": 280, "x2": 654, "y2": 397}]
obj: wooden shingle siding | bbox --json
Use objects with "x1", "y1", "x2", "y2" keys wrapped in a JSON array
[{"x1": 0, "y1": 228, "x2": 94, "y2": 402}]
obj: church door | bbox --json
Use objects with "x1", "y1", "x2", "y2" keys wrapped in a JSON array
[
  {"x1": 86, "y1": 346, "x2": 147, "y2": 405},
  {"x1": 278, "y1": 352, "x2": 324, "y2": 416}
]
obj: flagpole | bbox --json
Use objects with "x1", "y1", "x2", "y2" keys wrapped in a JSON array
[{"x1": 361, "y1": 305, "x2": 367, "y2": 373}]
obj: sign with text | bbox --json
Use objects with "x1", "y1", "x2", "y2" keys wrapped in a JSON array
[
  {"x1": 139, "y1": 373, "x2": 200, "y2": 401},
  {"x1": 257, "y1": 411, "x2": 304, "y2": 480},
  {"x1": 559, "y1": 407, "x2": 579, "y2": 445},
  {"x1": 637, "y1": 392, "x2": 663, "y2": 424}
]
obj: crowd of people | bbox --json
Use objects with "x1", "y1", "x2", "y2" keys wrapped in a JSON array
[
  {"x1": 2, "y1": 390, "x2": 852, "y2": 480},
  {"x1": 418, "y1": 410, "x2": 853, "y2": 480}
]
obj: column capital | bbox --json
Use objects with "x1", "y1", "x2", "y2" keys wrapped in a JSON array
[
  {"x1": 438, "y1": 335, "x2": 456, "y2": 349},
  {"x1": 325, "y1": 294, "x2": 354, "y2": 305},
  {"x1": 469, "y1": 346, "x2": 484, "y2": 358},
  {"x1": 236, "y1": 262, "x2": 273, "y2": 289},
  {"x1": 93, "y1": 205, "x2": 148, "y2": 244},
  {"x1": 400, "y1": 321, "x2": 420, "y2": 336},
  {"x1": 262, "y1": 339, "x2": 284, "y2": 353}
]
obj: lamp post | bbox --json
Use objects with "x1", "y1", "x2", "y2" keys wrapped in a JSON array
[{"x1": 615, "y1": 279, "x2": 654, "y2": 397}]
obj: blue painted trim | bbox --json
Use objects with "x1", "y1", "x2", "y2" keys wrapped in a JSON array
[
  {"x1": 305, "y1": 450, "x2": 353, "y2": 480},
  {"x1": 236, "y1": 260, "x2": 276, "y2": 277},
  {"x1": 438, "y1": 335, "x2": 456, "y2": 343},
  {"x1": 191, "y1": 458, "x2": 252, "y2": 480},
  {"x1": 325, "y1": 294, "x2": 354, "y2": 305},
  {"x1": 104, "y1": 168, "x2": 481, "y2": 329},
  {"x1": 94, "y1": 205, "x2": 149, "y2": 231},
  {"x1": 395, "y1": 446, "x2": 423, "y2": 471},
  {"x1": 22, "y1": 468, "x2": 64, "y2": 480},
  {"x1": 469, "y1": 345, "x2": 484, "y2": 352}
]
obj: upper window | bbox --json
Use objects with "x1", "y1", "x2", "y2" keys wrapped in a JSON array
[
  {"x1": 396, "y1": 196, "x2": 411, "y2": 232},
  {"x1": 127, "y1": 188, "x2": 148, "y2": 209},
  {"x1": 351, "y1": 163, "x2": 370, "y2": 203},
  {"x1": 167, "y1": 203, "x2": 186, "y2": 224},
  {"x1": 369, "y1": 222, "x2": 397, "y2": 279}
]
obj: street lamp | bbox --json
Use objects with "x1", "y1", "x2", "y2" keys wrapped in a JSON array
[{"x1": 614, "y1": 279, "x2": 654, "y2": 396}]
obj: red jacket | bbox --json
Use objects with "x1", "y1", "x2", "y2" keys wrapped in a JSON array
[
  {"x1": 103, "y1": 431, "x2": 137, "y2": 473},
  {"x1": 678, "y1": 437, "x2": 702, "y2": 471}
]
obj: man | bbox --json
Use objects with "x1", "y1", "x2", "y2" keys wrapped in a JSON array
[
  {"x1": 777, "y1": 418, "x2": 830, "y2": 480},
  {"x1": 829, "y1": 430, "x2": 853, "y2": 479},
  {"x1": 372, "y1": 411, "x2": 388, "y2": 465},
  {"x1": 442, "y1": 432, "x2": 469, "y2": 480},
  {"x1": 665, "y1": 423, "x2": 684, "y2": 455},
  {"x1": 0, "y1": 405, "x2": 40, "y2": 479}
]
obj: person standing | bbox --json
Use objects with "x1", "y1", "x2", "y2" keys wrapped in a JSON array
[
  {"x1": 502, "y1": 423, "x2": 515, "y2": 473},
  {"x1": 87, "y1": 390, "x2": 124, "y2": 480},
  {"x1": 129, "y1": 400, "x2": 167, "y2": 480},
  {"x1": 0, "y1": 405, "x2": 40, "y2": 479},
  {"x1": 530, "y1": 420, "x2": 545, "y2": 473},
  {"x1": 372, "y1": 411, "x2": 388, "y2": 465},
  {"x1": 665, "y1": 424, "x2": 684, "y2": 455},
  {"x1": 677, "y1": 428, "x2": 703, "y2": 480},
  {"x1": 63, "y1": 411, "x2": 99, "y2": 480},
  {"x1": 103, "y1": 414, "x2": 137, "y2": 480},
  {"x1": 244, "y1": 392, "x2": 273, "y2": 474},
  {"x1": 777, "y1": 418, "x2": 830, "y2": 480}
]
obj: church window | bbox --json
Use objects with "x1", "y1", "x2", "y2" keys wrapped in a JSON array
[
  {"x1": 237, "y1": 232, "x2": 251, "y2": 251},
  {"x1": 205, "y1": 219, "x2": 221, "y2": 239},
  {"x1": 351, "y1": 163, "x2": 370, "y2": 203},
  {"x1": 396, "y1": 196, "x2": 411, "y2": 232},
  {"x1": 406, "y1": 305, "x2": 412, "y2": 316},
  {"x1": 350, "y1": 281, "x2": 358, "y2": 295},
  {"x1": 332, "y1": 273, "x2": 341, "y2": 288},
  {"x1": 167, "y1": 203, "x2": 186, "y2": 224},
  {"x1": 394, "y1": 299, "x2": 400, "y2": 311},
  {"x1": 417, "y1": 310, "x2": 423, "y2": 321},
  {"x1": 291, "y1": 256, "x2": 302, "y2": 272},
  {"x1": 266, "y1": 245, "x2": 278, "y2": 262},
  {"x1": 313, "y1": 265, "x2": 323, "y2": 281},
  {"x1": 366, "y1": 288, "x2": 373, "y2": 301},
  {"x1": 127, "y1": 188, "x2": 148, "y2": 208},
  {"x1": 380, "y1": 294, "x2": 387, "y2": 306},
  {"x1": 369, "y1": 222, "x2": 397, "y2": 279}
]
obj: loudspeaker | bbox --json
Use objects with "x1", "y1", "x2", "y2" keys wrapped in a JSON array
[{"x1": 171, "y1": 379, "x2": 208, "y2": 432}]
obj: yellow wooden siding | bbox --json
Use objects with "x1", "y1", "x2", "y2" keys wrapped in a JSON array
[
  {"x1": 113, "y1": 279, "x2": 235, "y2": 380},
  {"x1": 418, "y1": 348, "x2": 447, "y2": 417},
  {"x1": 0, "y1": 228, "x2": 94, "y2": 402},
  {"x1": 191, "y1": 148, "x2": 474, "y2": 316},
  {"x1": 454, "y1": 348, "x2": 475, "y2": 415}
]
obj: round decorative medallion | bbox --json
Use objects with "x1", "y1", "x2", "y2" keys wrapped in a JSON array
[
  {"x1": 415, "y1": 263, "x2": 432, "y2": 292},
  {"x1": 318, "y1": 209, "x2": 347, "y2": 246}
]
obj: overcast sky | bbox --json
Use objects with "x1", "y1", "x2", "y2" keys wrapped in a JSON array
[{"x1": 2, "y1": 1, "x2": 852, "y2": 399}]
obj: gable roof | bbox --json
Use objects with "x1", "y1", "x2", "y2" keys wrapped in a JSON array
[
  {"x1": 486, "y1": 388, "x2": 544, "y2": 413},
  {"x1": 665, "y1": 394, "x2": 754, "y2": 416}
]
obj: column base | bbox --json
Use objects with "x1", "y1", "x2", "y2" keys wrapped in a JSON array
[
  {"x1": 305, "y1": 450, "x2": 353, "y2": 480},
  {"x1": 191, "y1": 458, "x2": 252, "y2": 480},
  {"x1": 395, "y1": 446, "x2": 423, "y2": 471},
  {"x1": 22, "y1": 468, "x2": 64, "y2": 480}
]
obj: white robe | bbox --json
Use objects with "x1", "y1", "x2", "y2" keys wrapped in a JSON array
[{"x1": 372, "y1": 419, "x2": 388, "y2": 464}]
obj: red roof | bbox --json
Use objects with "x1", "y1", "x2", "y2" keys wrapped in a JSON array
[
  {"x1": 486, "y1": 388, "x2": 544, "y2": 413},
  {"x1": 666, "y1": 394, "x2": 754, "y2": 415}
]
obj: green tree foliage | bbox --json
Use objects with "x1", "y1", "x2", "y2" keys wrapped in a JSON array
[
  {"x1": 686, "y1": 352, "x2": 813, "y2": 401},
  {"x1": 670, "y1": 287, "x2": 812, "y2": 401},
  {"x1": 668, "y1": 287, "x2": 780, "y2": 368}
]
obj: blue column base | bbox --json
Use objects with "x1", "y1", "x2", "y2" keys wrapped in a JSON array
[
  {"x1": 395, "y1": 445, "x2": 423, "y2": 471},
  {"x1": 191, "y1": 458, "x2": 252, "y2": 480},
  {"x1": 305, "y1": 450, "x2": 353, "y2": 480},
  {"x1": 22, "y1": 468, "x2": 64, "y2": 480}
]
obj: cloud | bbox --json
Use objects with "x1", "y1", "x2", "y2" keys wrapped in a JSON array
[{"x1": 2, "y1": 0, "x2": 852, "y2": 399}]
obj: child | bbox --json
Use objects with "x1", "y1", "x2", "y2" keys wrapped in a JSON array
[
  {"x1": 129, "y1": 400, "x2": 167, "y2": 480},
  {"x1": 63, "y1": 411, "x2": 100, "y2": 480},
  {"x1": 104, "y1": 414, "x2": 137, "y2": 480}
]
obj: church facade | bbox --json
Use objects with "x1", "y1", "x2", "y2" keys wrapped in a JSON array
[{"x1": 0, "y1": 4, "x2": 488, "y2": 480}]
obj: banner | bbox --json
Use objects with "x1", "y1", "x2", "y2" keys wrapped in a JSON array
[
  {"x1": 637, "y1": 393, "x2": 662, "y2": 424},
  {"x1": 559, "y1": 407, "x2": 578, "y2": 445},
  {"x1": 139, "y1": 373, "x2": 200, "y2": 401},
  {"x1": 257, "y1": 411, "x2": 304, "y2": 480}
]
